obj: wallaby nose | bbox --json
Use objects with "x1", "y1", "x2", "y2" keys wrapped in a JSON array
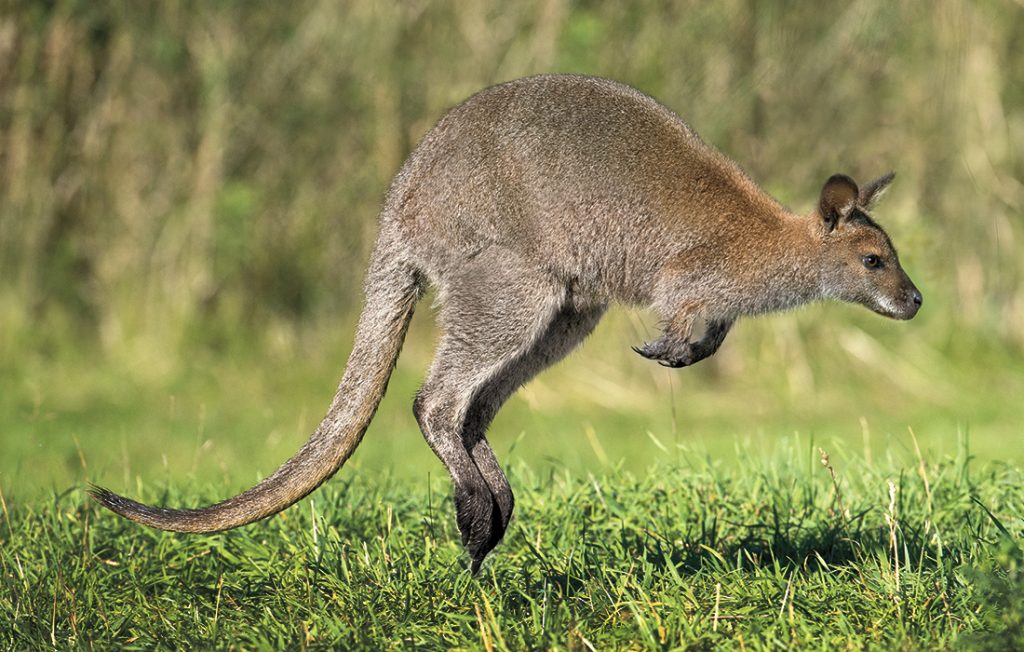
[{"x1": 901, "y1": 287, "x2": 923, "y2": 320}]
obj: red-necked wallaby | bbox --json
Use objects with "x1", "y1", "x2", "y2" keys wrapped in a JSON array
[{"x1": 92, "y1": 74, "x2": 922, "y2": 572}]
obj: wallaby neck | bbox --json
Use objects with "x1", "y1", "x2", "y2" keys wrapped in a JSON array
[{"x1": 744, "y1": 209, "x2": 826, "y2": 316}]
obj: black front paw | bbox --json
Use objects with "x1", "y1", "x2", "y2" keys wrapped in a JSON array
[{"x1": 632, "y1": 337, "x2": 700, "y2": 368}]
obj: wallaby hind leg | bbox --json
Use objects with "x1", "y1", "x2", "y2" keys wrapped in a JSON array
[
  {"x1": 461, "y1": 302, "x2": 606, "y2": 543},
  {"x1": 413, "y1": 250, "x2": 566, "y2": 570}
]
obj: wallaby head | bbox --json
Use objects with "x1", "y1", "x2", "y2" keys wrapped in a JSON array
[{"x1": 815, "y1": 172, "x2": 922, "y2": 320}]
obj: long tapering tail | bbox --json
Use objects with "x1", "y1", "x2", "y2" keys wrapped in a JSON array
[{"x1": 89, "y1": 252, "x2": 420, "y2": 532}]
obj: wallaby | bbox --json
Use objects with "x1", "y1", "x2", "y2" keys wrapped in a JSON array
[{"x1": 91, "y1": 74, "x2": 922, "y2": 572}]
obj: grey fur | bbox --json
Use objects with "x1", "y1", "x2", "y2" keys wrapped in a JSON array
[{"x1": 91, "y1": 74, "x2": 921, "y2": 570}]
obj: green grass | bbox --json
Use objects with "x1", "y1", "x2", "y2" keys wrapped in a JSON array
[
  {"x1": 3, "y1": 294, "x2": 1021, "y2": 648},
  {"x1": 2, "y1": 438, "x2": 1021, "y2": 649}
]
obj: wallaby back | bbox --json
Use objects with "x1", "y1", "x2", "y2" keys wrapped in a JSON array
[{"x1": 389, "y1": 75, "x2": 791, "y2": 308}]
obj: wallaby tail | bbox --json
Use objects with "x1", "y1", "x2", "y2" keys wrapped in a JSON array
[{"x1": 90, "y1": 249, "x2": 421, "y2": 532}]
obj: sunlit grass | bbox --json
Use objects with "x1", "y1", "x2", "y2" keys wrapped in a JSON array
[{"x1": 2, "y1": 438, "x2": 1021, "y2": 649}]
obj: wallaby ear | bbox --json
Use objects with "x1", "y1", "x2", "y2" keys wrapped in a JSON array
[
  {"x1": 819, "y1": 174, "x2": 859, "y2": 233},
  {"x1": 858, "y1": 171, "x2": 895, "y2": 209}
]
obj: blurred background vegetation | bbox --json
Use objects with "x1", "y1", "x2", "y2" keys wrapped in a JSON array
[{"x1": 2, "y1": 0, "x2": 1022, "y2": 499}]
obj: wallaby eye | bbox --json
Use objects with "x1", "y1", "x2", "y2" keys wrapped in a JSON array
[{"x1": 862, "y1": 254, "x2": 882, "y2": 269}]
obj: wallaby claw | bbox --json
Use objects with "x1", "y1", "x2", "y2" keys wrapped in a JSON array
[
  {"x1": 633, "y1": 337, "x2": 698, "y2": 367},
  {"x1": 636, "y1": 334, "x2": 729, "y2": 367}
]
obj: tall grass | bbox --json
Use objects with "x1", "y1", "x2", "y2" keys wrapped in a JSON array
[{"x1": 3, "y1": 1, "x2": 1022, "y2": 362}]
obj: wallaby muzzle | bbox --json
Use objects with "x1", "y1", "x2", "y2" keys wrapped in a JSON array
[{"x1": 882, "y1": 276, "x2": 923, "y2": 320}]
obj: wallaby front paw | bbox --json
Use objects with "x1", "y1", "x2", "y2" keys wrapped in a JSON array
[{"x1": 632, "y1": 337, "x2": 698, "y2": 367}]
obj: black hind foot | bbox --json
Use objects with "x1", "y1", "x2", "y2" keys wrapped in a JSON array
[{"x1": 455, "y1": 482, "x2": 509, "y2": 574}]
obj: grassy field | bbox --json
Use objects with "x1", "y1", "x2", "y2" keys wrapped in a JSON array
[
  {"x1": 4, "y1": 280, "x2": 1023, "y2": 648},
  {"x1": 2, "y1": 439, "x2": 1022, "y2": 649}
]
